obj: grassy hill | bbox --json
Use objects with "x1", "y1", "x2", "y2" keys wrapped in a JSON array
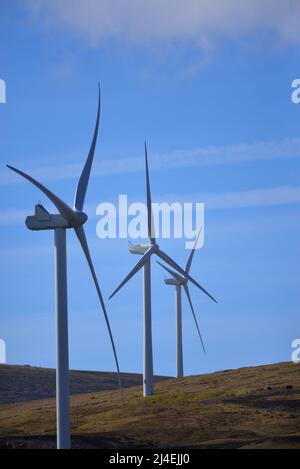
[
  {"x1": 0, "y1": 364, "x2": 168, "y2": 405},
  {"x1": 0, "y1": 361, "x2": 299, "y2": 449}
]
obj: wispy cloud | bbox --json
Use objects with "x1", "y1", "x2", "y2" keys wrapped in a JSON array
[
  {"x1": 170, "y1": 186, "x2": 300, "y2": 210},
  {"x1": 2, "y1": 185, "x2": 300, "y2": 227},
  {"x1": 2, "y1": 137, "x2": 300, "y2": 187},
  {"x1": 25, "y1": 0, "x2": 300, "y2": 48}
]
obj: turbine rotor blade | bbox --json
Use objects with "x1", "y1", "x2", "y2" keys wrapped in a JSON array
[
  {"x1": 185, "y1": 226, "x2": 203, "y2": 274},
  {"x1": 157, "y1": 261, "x2": 184, "y2": 283},
  {"x1": 6, "y1": 165, "x2": 78, "y2": 224},
  {"x1": 144, "y1": 142, "x2": 156, "y2": 244},
  {"x1": 74, "y1": 84, "x2": 101, "y2": 212},
  {"x1": 184, "y1": 284, "x2": 206, "y2": 354},
  {"x1": 109, "y1": 246, "x2": 155, "y2": 300},
  {"x1": 74, "y1": 225, "x2": 124, "y2": 402},
  {"x1": 155, "y1": 248, "x2": 217, "y2": 303}
]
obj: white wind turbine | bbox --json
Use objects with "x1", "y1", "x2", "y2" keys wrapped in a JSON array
[
  {"x1": 157, "y1": 228, "x2": 207, "y2": 379},
  {"x1": 6, "y1": 85, "x2": 122, "y2": 449},
  {"x1": 109, "y1": 142, "x2": 216, "y2": 397}
]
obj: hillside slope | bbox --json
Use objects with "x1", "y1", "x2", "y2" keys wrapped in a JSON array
[
  {"x1": 0, "y1": 361, "x2": 299, "y2": 449},
  {"x1": 0, "y1": 364, "x2": 168, "y2": 405}
]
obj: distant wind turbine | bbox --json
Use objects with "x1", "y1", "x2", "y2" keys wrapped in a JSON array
[
  {"x1": 157, "y1": 228, "x2": 208, "y2": 379},
  {"x1": 6, "y1": 85, "x2": 123, "y2": 449},
  {"x1": 109, "y1": 142, "x2": 216, "y2": 397}
]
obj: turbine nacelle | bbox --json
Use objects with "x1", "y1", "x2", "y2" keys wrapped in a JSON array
[
  {"x1": 129, "y1": 243, "x2": 152, "y2": 255},
  {"x1": 129, "y1": 242, "x2": 159, "y2": 255},
  {"x1": 25, "y1": 204, "x2": 88, "y2": 231},
  {"x1": 164, "y1": 276, "x2": 186, "y2": 286},
  {"x1": 26, "y1": 204, "x2": 70, "y2": 231}
]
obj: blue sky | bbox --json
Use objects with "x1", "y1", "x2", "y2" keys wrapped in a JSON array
[{"x1": 1, "y1": 1, "x2": 300, "y2": 378}]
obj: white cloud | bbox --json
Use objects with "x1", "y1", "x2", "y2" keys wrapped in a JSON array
[
  {"x1": 2, "y1": 137, "x2": 300, "y2": 187},
  {"x1": 25, "y1": 0, "x2": 300, "y2": 47},
  {"x1": 2, "y1": 185, "x2": 300, "y2": 227},
  {"x1": 153, "y1": 186, "x2": 300, "y2": 210},
  {"x1": 191, "y1": 186, "x2": 300, "y2": 210}
]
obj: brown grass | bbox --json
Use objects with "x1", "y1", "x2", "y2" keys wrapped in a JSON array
[{"x1": 0, "y1": 361, "x2": 299, "y2": 449}]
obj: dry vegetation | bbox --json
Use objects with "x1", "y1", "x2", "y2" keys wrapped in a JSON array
[
  {"x1": 0, "y1": 364, "x2": 168, "y2": 405},
  {"x1": 0, "y1": 362, "x2": 299, "y2": 449}
]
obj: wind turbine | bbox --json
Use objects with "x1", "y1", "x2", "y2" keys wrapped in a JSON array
[
  {"x1": 6, "y1": 85, "x2": 123, "y2": 449},
  {"x1": 109, "y1": 142, "x2": 216, "y2": 397},
  {"x1": 157, "y1": 228, "x2": 207, "y2": 379}
]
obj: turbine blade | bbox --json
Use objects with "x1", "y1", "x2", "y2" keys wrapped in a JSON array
[
  {"x1": 156, "y1": 261, "x2": 183, "y2": 283},
  {"x1": 185, "y1": 226, "x2": 203, "y2": 274},
  {"x1": 74, "y1": 84, "x2": 101, "y2": 211},
  {"x1": 183, "y1": 284, "x2": 206, "y2": 354},
  {"x1": 6, "y1": 165, "x2": 78, "y2": 224},
  {"x1": 74, "y1": 225, "x2": 124, "y2": 402},
  {"x1": 109, "y1": 246, "x2": 155, "y2": 299},
  {"x1": 144, "y1": 142, "x2": 156, "y2": 244},
  {"x1": 155, "y1": 248, "x2": 217, "y2": 303}
]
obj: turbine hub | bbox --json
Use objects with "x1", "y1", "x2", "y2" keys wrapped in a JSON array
[{"x1": 74, "y1": 211, "x2": 88, "y2": 226}]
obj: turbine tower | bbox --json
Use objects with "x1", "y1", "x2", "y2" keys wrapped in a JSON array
[
  {"x1": 109, "y1": 142, "x2": 216, "y2": 397},
  {"x1": 158, "y1": 228, "x2": 207, "y2": 379},
  {"x1": 6, "y1": 85, "x2": 122, "y2": 449}
]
